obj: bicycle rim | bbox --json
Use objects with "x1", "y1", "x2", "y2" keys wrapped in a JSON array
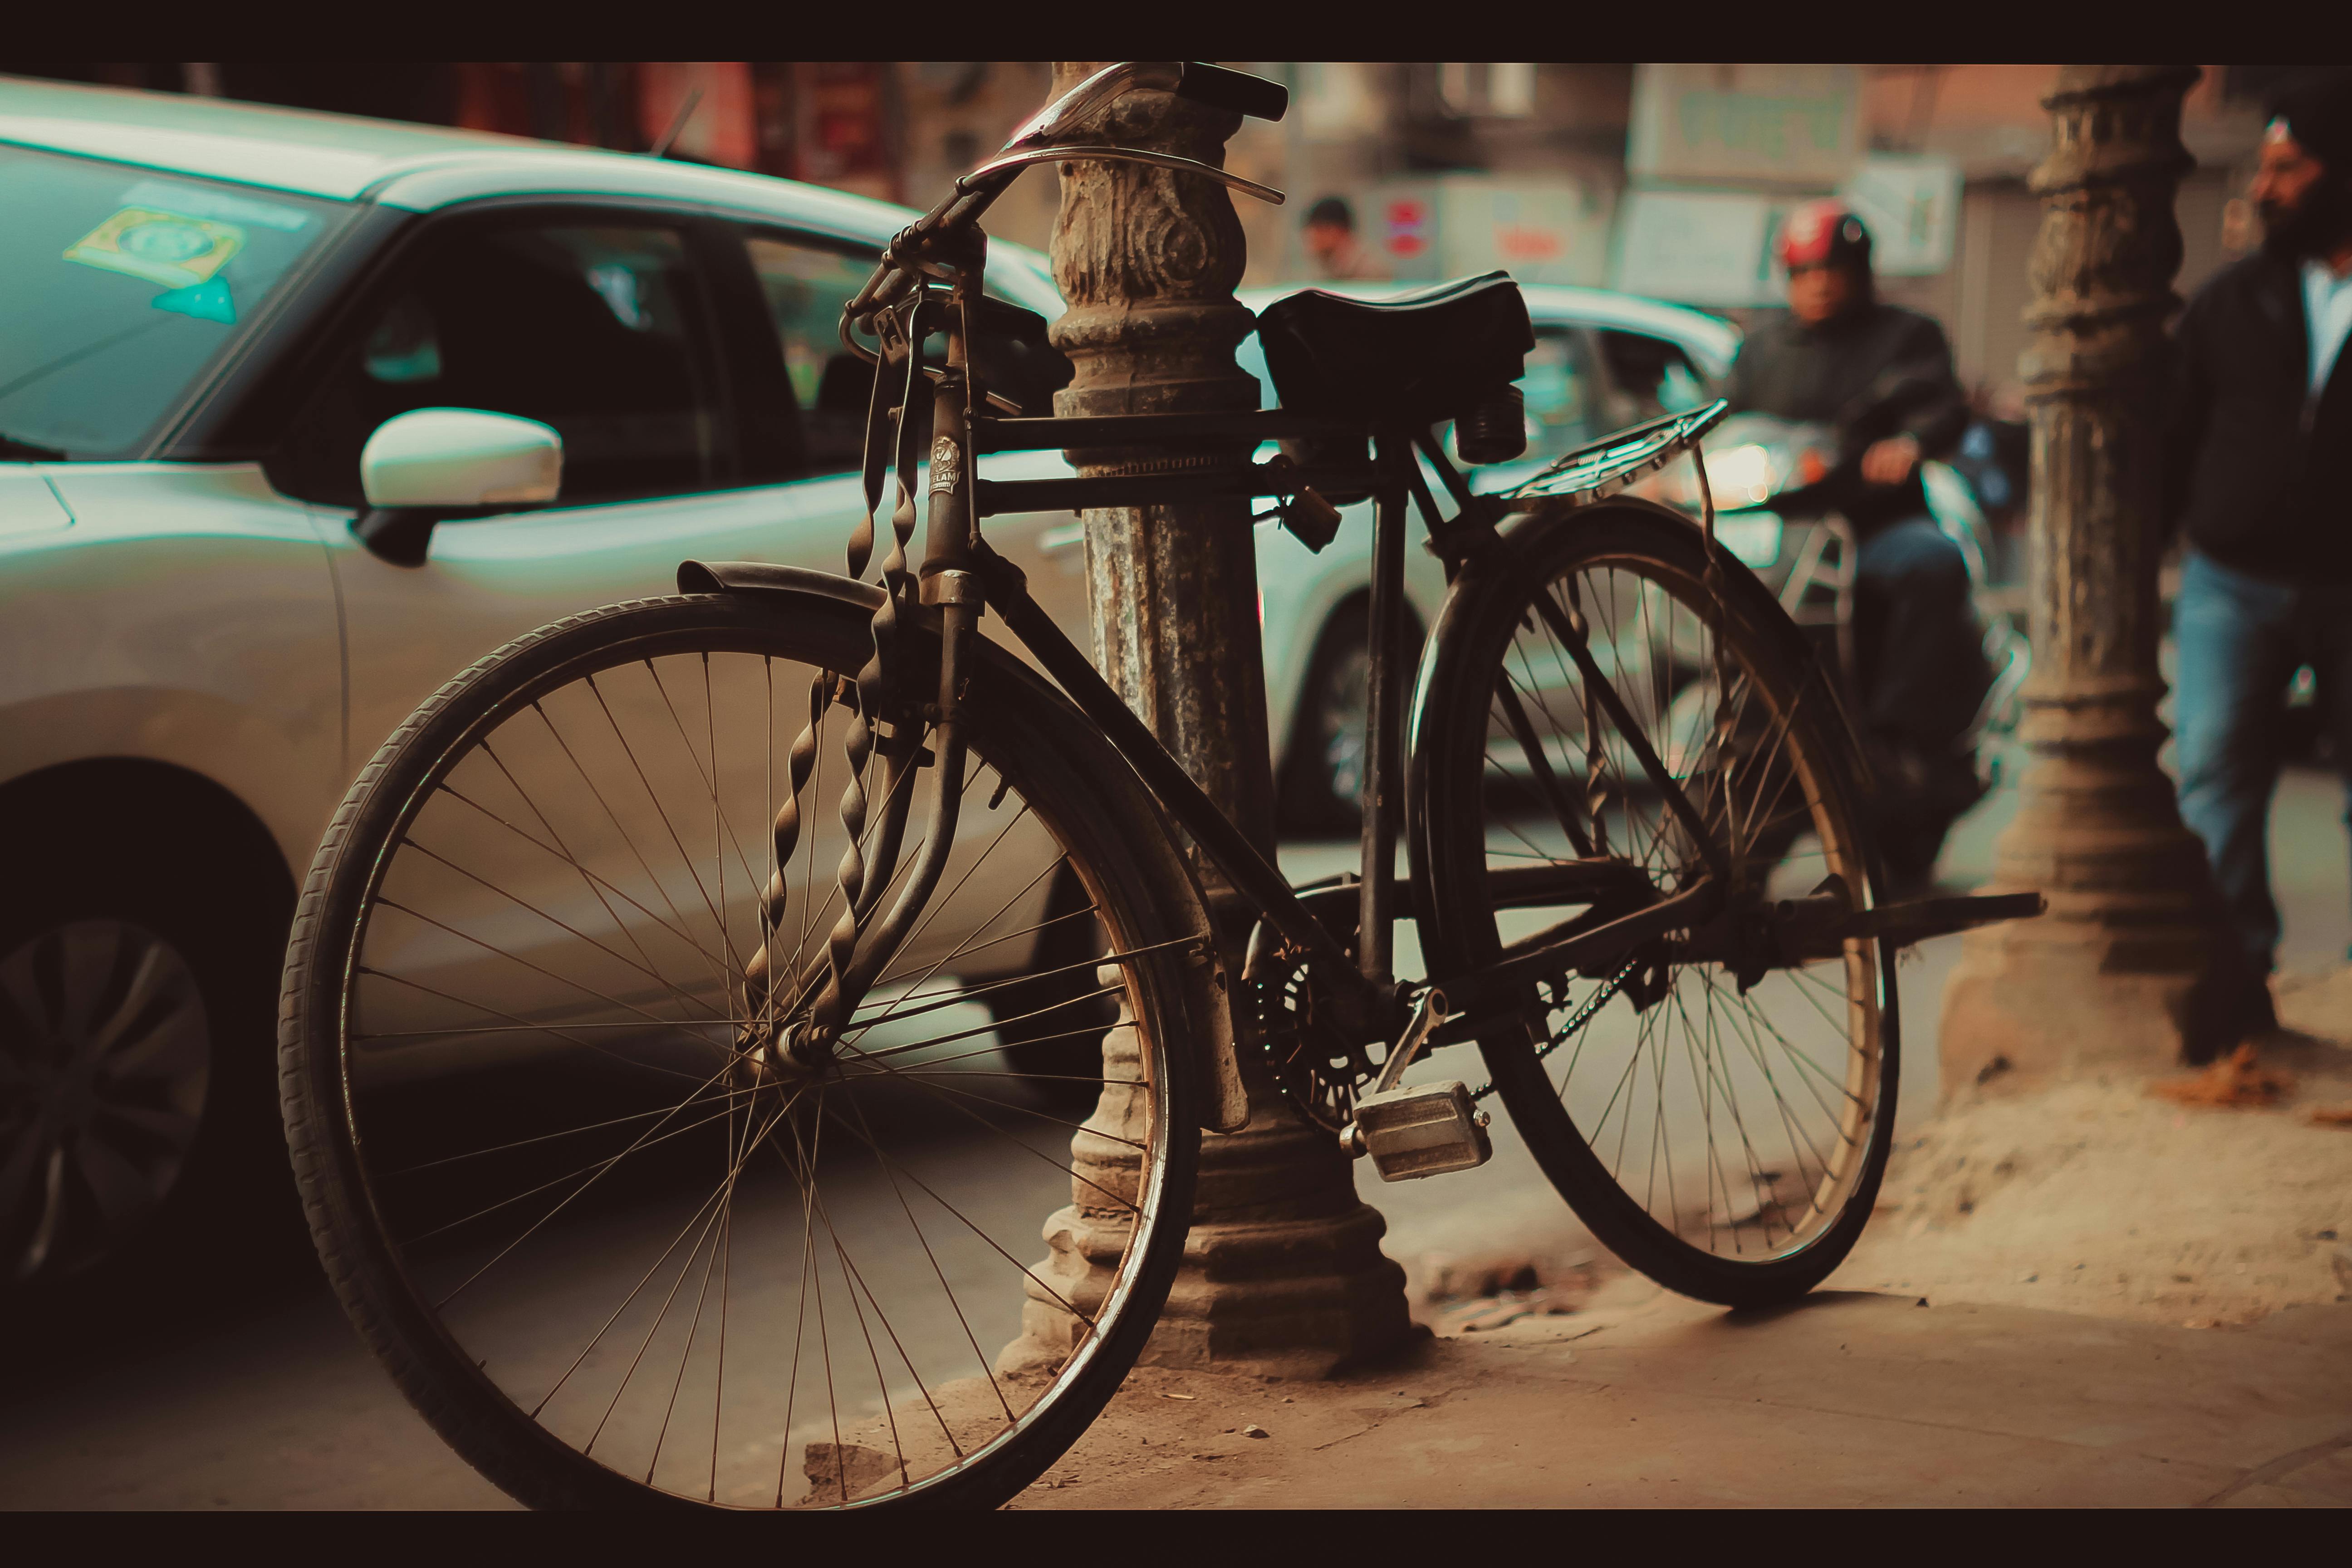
[
  {"x1": 1415, "y1": 505, "x2": 1896, "y2": 1305},
  {"x1": 281, "y1": 594, "x2": 1197, "y2": 1508}
]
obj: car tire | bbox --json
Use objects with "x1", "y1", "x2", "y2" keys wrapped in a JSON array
[
  {"x1": 982, "y1": 865, "x2": 1117, "y2": 1104},
  {"x1": 1279, "y1": 599, "x2": 1376, "y2": 836},
  {"x1": 0, "y1": 796, "x2": 294, "y2": 1298}
]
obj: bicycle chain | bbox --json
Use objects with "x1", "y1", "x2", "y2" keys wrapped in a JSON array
[{"x1": 1465, "y1": 955, "x2": 1641, "y2": 1102}]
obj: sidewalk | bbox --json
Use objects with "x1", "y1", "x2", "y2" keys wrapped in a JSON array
[
  {"x1": 1020, "y1": 968, "x2": 2352, "y2": 1509},
  {"x1": 1020, "y1": 1290, "x2": 2352, "y2": 1508}
]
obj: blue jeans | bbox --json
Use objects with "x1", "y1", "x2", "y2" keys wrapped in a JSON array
[
  {"x1": 2172, "y1": 549, "x2": 2352, "y2": 973},
  {"x1": 1851, "y1": 516, "x2": 1989, "y2": 758}
]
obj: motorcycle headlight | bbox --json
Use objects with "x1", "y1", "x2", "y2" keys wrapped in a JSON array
[{"x1": 1706, "y1": 443, "x2": 1777, "y2": 508}]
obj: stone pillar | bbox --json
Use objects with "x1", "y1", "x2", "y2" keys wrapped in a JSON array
[
  {"x1": 1000, "y1": 64, "x2": 1412, "y2": 1378},
  {"x1": 1939, "y1": 65, "x2": 2237, "y2": 1094}
]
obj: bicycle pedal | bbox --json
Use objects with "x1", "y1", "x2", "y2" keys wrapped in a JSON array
[{"x1": 1341, "y1": 1081, "x2": 1492, "y2": 1182}]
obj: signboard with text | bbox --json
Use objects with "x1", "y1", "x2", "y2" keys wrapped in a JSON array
[
  {"x1": 1371, "y1": 176, "x2": 1613, "y2": 288},
  {"x1": 1837, "y1": 156, "x2": 1962, "y2": 275},
  {"x1": 1610, "y1": 189, "x2": 1801, "y2": 307},
  {"x1": 1627, "y1": 64, "x2": 1860, "y2": 187}
]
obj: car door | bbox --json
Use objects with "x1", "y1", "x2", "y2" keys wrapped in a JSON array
[
  {"x1": 268, "y1": 207, "x2": 779, "y2": 758},
  {"x1": 284, "y1": 207, "x2": 1062, "y2": 1028},
  {"x1": 730, "y1": 223, "x2": 1094, "y2": 643},
  {"x1": 267, "y1": 206, "x2": 843, "y2": 1031}
]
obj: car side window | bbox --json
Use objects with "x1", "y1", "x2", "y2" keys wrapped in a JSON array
[
  {"x1": 275, "y1": 219, "x2": 728, "y2": 508},
  {"x1": 1518, "y1": 327, "x2": 1598, "y2": 462},
  {"x1": 1597, "y1": 329, "x2": 1710, "y2": 422},
  {"x1": 743, "y1": 233, "x2": 878, "y2": 476}
]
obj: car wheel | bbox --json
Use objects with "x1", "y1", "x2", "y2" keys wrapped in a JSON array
[
  {"x1": 1, "y1": 919, "x2": 210, "y2": 1284},
  {"x1": 1279, "y1": 599, "x2": 1374, "y2": 835},
  {"x1": 0, "y1": 790, "x2": 292, "y2": 1296},
  {"x1": 982, "y1": 865, "x2": 1117, "y2": 1104}
]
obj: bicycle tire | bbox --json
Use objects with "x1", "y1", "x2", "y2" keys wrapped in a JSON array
[
  {"x1": 280, "y1": 591, "x2": 1201, "y2": 1509},
  {"x1": 1411, "y1": 501, "x2": 1897, "y2": 1308}
]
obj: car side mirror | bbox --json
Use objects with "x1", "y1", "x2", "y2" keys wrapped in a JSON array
[{"x1": 353, "y1": 408, "x2": 563, "y2": 566}]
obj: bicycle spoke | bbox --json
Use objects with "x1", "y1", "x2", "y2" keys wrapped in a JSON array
[
  {"x1": 531, "y1": 701, "x2": 738, "y2": 1001},
  {"x1": 353, "y1": 965, "x2": 720, "y2": 1084},
  {"x1": 468, "y1": 746, "x2": 724, "y2": 991},
  {"x1": 306, "y1": 616, "x2": 1184, "y2": 1508},
  {"x1": 1455, "y1": 533, "x2": 1884, "y2": 1272}
]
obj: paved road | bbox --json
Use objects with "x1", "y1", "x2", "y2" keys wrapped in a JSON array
[{"x1": 2, "y1": 757, "x2": 2345, "y2": 1509}]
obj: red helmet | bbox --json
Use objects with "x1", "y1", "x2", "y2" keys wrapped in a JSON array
[{"x1": 1777, "y1": 199, "x2": 1872, "y2": 272}]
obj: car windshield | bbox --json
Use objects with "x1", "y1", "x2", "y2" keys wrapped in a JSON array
[{"x1": 0, "y1": 147, "x2": 349, "y2": 458}]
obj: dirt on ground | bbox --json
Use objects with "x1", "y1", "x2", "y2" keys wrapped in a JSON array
[
  {"x1": 1828, "y1": 965, "x2": 2352, "y2": 1328},
  {"x1": 1387, "y1": 967, "x2": 2352, "y2": 1340}
]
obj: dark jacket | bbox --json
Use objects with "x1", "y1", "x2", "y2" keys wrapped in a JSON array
[
  {"x1": 1725, "y1": 301, "x2": 1970, "y2": 533},
  {"x1": 2166, "y1": 251, "x2": 2352, "y2": 583}
]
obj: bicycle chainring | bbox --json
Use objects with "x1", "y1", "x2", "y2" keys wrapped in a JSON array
[{"x1": 1254, "y1": 953, "x2": 1385, "y2": 1133}]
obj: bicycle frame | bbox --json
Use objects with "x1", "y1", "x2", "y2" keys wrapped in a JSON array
[
  {"x1": 751, "y1": 61, "x2": 2040, "y2": 1074},
  {"x1": 797, "y1": 327, "x2": 1749, "y2": 1054},
  {"x1": 961, "y1": 410, "x2": 1764, "y2": 1038}
]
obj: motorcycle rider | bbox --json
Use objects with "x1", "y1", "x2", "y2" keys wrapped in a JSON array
[{"x1": 1725, "y1": 199, "x2": 1994, "y2": 883}]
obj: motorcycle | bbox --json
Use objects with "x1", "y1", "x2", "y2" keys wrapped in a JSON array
[{"x1": 1646, "y1": 412, "x2": 2030, "y2": 880}]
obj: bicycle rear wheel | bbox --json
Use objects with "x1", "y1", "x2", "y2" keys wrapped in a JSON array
[
  {"x1": 279, "y1": 591, "x2": 1199, "y2": 1509},
  {"x1": 1412, "y1": 502, "x2": 1896, "y2": 1308}
]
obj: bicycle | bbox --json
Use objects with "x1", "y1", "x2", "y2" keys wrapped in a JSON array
[{"x1": 278, "y1": 61, "x2": 2042, "y2": 1510}]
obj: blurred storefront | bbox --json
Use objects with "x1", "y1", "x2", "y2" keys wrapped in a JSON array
[
  {"x1": 6, "y1": 59, "x2": 2283, "y2": 407},
  {"x1": 1291, "y1": 62, "x2": 2270, "y2": 410}
]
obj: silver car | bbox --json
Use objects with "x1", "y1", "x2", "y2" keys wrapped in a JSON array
[{"x1": 0, "y1": 78, "x2": 1107, "y2": 1288}]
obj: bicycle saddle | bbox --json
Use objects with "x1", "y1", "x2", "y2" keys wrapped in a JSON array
[{"x1": 1255, "y1": 273, "x2": 1534, "y2": 427}]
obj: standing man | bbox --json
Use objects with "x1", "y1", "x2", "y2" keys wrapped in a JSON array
[
  {"x1": 1301, "y1": 196, "x2": 1387, "y2": 282},
  {"x1": 1726, "y1": 199, "x2": 1992, "y2": 883},
  {"x1": 2167, "y1": 75, "x2": 2352, "y2": 1040}
]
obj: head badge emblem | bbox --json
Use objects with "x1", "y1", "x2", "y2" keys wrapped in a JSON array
[{"x1": 929, "y1": 436, "x2": 962, "y2": 494}]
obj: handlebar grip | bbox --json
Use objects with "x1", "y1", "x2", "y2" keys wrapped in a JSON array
[{"x1": 1174, "y1": 62, "x2": 1289, "y2": 122}]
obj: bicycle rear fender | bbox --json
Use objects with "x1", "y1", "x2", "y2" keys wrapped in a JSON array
[
  {"x1": 1488, "y1": 496, "x2": 1871, "y2": 768},
  {"x1": 1403, "y1": 495, "x2": 1877, "y2": 918},
  {"x1": 677, "y1": 559, "x2": 1250, "y2": 1134}
]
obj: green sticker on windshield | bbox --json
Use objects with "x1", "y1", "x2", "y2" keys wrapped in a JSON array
[
  {"x1": 65, "y1": 207, "x2": 246, "y2": 289},
  {"x1": 152, "y1": 277, "x2": 237, "y2": 324}
]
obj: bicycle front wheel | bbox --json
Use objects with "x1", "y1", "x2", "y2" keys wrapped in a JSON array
[
  {"x1": 279, "y1": 591, "x2": 1199, "y2": 1509},
  {"x1": 1412, "y1": 502, "x2": 1896, "y2": 1308}
]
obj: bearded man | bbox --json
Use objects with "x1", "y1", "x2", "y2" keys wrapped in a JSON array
[{"x1": 2166, "y1": 74, "x2": 2352, "y2": 1040}]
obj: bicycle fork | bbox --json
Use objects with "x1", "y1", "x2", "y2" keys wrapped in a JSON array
[{"x1": 741, "y1": 280, "x2": 985, "y2": 1071}]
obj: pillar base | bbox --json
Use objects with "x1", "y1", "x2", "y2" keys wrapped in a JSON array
[
  {"x1": 1000, "y1": 1104, "x2": 1415, "y2": 1381},
  {"x1": 1936, "y1": 687, "x2": 2238, "y2": 1099},
  {"x1": 1000, "y1": 1196, "x2": 1413, "y2": 1381},
  {"x1": 999, "y1": 989, "x2": 1415, "y2": 1380},
  {"x1": 1939, "y1": 929, "x2": 2233, "y2": 1098}
]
